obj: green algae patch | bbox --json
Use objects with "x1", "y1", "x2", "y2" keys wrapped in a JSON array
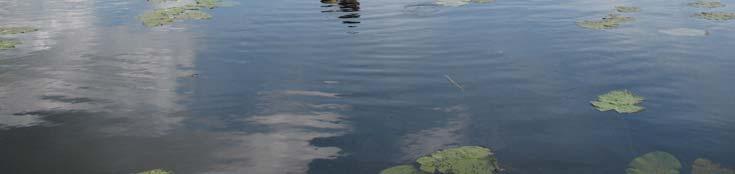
[
  {"x1": 140, "y1": 7, "x2": 213, "y2": 27},
  {"x1": 380, "y1": 165, "x2": 422, "y2": 174},
  {"x1": 695, "y1": 12, "x2": 735, "y2": 20},
  {"x1": 688, "y1": 1, "x2": 725, "y2": 8},
  {"x1": 0, "y1": 26, "x2": 38, "y2": 35},
  {"x1": 0, "y1": 39, "x2": 21, "y2": 49},
  {"x1": 195, "y1": 0, "x2": 221, "y2": 9},
  {"x1": 577, "y1": 14, "x2": 634, "y2": 30},
  {"x1": 179, "y1": 10, "x2": 212, "y2": 20},
  {"x1": 416, "y1": 146, "x2": 499, "y2": 174},
  {"x1": 591, "y1": 90, "x2": 644, "y2": 113},
  {"x1": 616, "y1": 6, "x2": 641, "y2": 13},
  {"x1": 137, "y1": 169, "x2": 173, "y2": 174},
  {"x1": 627, "y1": 151, "x2": 682, "y2": 174},
  {"x1": 692, "y1": 158, "x2": 735, "y2": 174}
]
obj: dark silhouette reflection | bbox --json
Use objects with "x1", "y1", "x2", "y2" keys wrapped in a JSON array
[{"x1": 321, "y1": 0, "x2": 361, "y2": 27}]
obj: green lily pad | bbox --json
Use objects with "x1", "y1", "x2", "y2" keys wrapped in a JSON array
[
  {"x1": 0, "y1": 39, "x2": 21, "y2": 49},
  {"x1": 692, "y1": 158, "x2": 735, "y2": 174},
  {"x1": 577, "y1": 14, "x2": 634, "y2": 30},
  {"x1": 616, "y1": 6, "x2": 641, "y2": 13},
  {"x1": 416, "y1": 146, "x2": 499, "y2": 174},
  {"x1": 138, "y1": 169, "x2": 173, "y2": 174},
  {"x1": 695, "y1": 12, "x2": 735, "y2": 20},
  {"x1": 195, "y1": 0, "x2": 221, "y2": 9},
  {"x1": 591, "y1": 90, "x2": 644, "y2": 113},
  {"x1": 0, "y1": 26, "x2": 38, "y2": 35},
  {"x1": 627, "y1": 151, "x2": 681, "y2": 174},
  {"x1": 179, "y1": 10, "x2": 212, "y2": 20},
  {"x1": 380, "y1": 165, "x2": 423, "y2": 174},
  {"x1": 688, "y1": 1, "x2": 725, "y2": 8},
  {"x1": 140, "y1": 7, "x2": 214, "y2": 27}
]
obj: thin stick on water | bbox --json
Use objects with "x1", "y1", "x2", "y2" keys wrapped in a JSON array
[{"x1": 444, "y1": 74, "x2": 465, "y2": 91}]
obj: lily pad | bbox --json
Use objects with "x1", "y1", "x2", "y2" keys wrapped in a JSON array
[
  {"x1": 415, "y1": 146, "x2": 499, "y2": 174},
  {"x1": 591, "y1": 90, "x2": 644, "y2": 113},
  {"x1": 179, "y1": 10, "x2": 212, "y2": 20},
  {"x1": 140, "y1": 7, "x2": 213, "y2": 27},
  {"x1": 658, "y1": 28, "x2": 708, "y2": 37},
  {"x1": 627, "y1": 151, "x2": 681, "y2": 174},
  {"x1": 0, "y1": 27, "x2": 38, "y2": 35},
  {"x1": 695, "y1": 12, "x2": 735, "y2": 20},
  {"x1": 0, "y1": 39, "x2": 21, "y2": 49},
  {"x1": 692, "y1": 158, "x2": 735, "y2": 174},
  {"x1": 688, "y1": 1, "x2": 725, "y2": 8},
  {"x1": 616, "y1": 6, "x2": 641, "y2": 13},
  {"x1": 195, "y1": 0, "x2": 221, "y2": 9},
  {"x1": 577, "y1": 14, "x2": 634, "y2": 30},
  {"x1": 138, "y1": 169, "x2": 173, "y2": 174},
  {"x1": 380, "y1": 165, "x2": 422, "y2": 174}
]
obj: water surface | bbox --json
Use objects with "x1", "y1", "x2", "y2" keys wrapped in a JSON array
[{"x1": 1, "y1": 0, "x2": 734, "y2": 173}]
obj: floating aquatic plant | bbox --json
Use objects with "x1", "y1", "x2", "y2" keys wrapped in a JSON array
[
  {"x1": 695, "y1": 12, "x2": 735, "y2": 20},
  {"x1": 688, "y1": 1, "x2": 725, "y2": 8},
  {"x1": 178, "y1": 10, "x2": 212, "y2": 20},
  {"x1": 415, "y1": 146, "x2": 499, "y2": 174},
  {"x1": 139, "y1": 0, "x2": 225, "y2": 27},
  {"x1": 591, "y1": 90, "x2": 644, "y2": 113},
  {"x1": 692, "y1": 158, "x2": 735, "y2": 174},
  {"x1": 577, "y1": 14, "x2": 634, "y2": 30},
  {"x1": 616, "y1": 6, "x2": 641, "y2": 13},
  {"x1": 0, "y1": 27, "x2": 38, "y2": 35},
  {"x1": 138, "y1": 169, "x2": 173, "y2": 174},
  {"x1": 380, "y1": 165, "x2": 422, "y2": 174},
  {"x1": 658, "y1": 28, "x2": 708, "y2": 37},
  {"x1": 195, "y1": 0, "x2": 221, "y2": 9},
  {"x1": 0, "y1": 39, "x2": 21, "y2": 49},
  {"x1": 627, "y1": 151, "x2": 681, "y2": 174},
  {"x1": 140, "y1": 7, "x2": 188, "y2": 27}
]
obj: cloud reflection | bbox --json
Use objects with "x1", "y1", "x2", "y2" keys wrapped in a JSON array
[{"x1": 203, "y1": 90, "x2": 351, "y2": 174}]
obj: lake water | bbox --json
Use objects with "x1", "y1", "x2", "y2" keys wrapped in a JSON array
[{"x1": 1, "y1": 0, "x2": 734, "y2": 173}]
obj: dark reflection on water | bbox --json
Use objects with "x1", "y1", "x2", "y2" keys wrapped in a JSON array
[
  {"x1": 321, "y1": 0, "x2": 361, "y2": 27},
  {"x1": 2, "y1": 0, "x2": 735, "y2": 173}
]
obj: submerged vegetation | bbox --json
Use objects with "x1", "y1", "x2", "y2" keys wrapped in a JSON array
[
  {"x1": 381, "y1": 146, "x2": 499, "y2": 174},
  {"x1": 380, "y1": 165, "x2": 422, "y2": 174},
  {"x1": 694, "y1": 12, "x2": 735, "y2": 20},
  {"x1": 688, "y1": 1, "x2": 726, "y2": 8},
  {"x1": 0, "y1": 39, "x2": 21, "y2": 49},
  {"x1": 140, "y1": 0, "x2": 223, "y2": 27},
  {"x1": 616, "y1": 6, "x2": 641, "y2": 13},
  {"x1": 692, "y1": 158, "x2": 735, "y2": 174},
  {"x1": 591, "y1": 90, "x2": 644, "y2": 113},
  {"x1": 137, "y1": 169, "x2": 173, "y2": 174},
  {"x1": 659, "y1": 28, "x2": 708, "y2": 36},
  {"x1": 577, "y1": 14, "x2": 634, "y2": 30},
  {"x1": 627, "y1": 151, "x2": 682, "y2": 174},
  {"x1": 0, "y1": 27, "x2": 38, "y2": 35}
]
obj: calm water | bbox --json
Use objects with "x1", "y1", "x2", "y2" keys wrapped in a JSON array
[{"x1": 1, "y1": 0, "x2": 734, "y2": 173}]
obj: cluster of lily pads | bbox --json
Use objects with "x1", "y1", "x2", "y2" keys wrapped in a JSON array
[
  {"x1": 627, "y1": 151, "x2": 734, "y2": 174},
  {"x1": 379, "y1": 147, "x2": 733, "y2": 174},
  {"x1": 137, "y1": 169, "x2": 173, "y2": 174},
  {"x1": 0, "y1": 26, "x2": 38, "y2": 49},
  {"x1": 140, "y1": 0, "x2": 224, "y2": 27},
  {"x1": 380, "y1": 146, "x2": 500, "y2": 174},
  {"x1": 591, "y1": 90, "x2": 645, "y2": 114},
  {"x1": 577, "y1": 6, "x2": 639, "y2": 30},
  {"x1": 689, "y1": 0, "x2": 735, "y2": 20}
]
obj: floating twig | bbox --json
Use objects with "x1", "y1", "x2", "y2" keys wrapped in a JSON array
[{"x1": 444, "y1": 74, "x2": 464, "y2": 91}]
